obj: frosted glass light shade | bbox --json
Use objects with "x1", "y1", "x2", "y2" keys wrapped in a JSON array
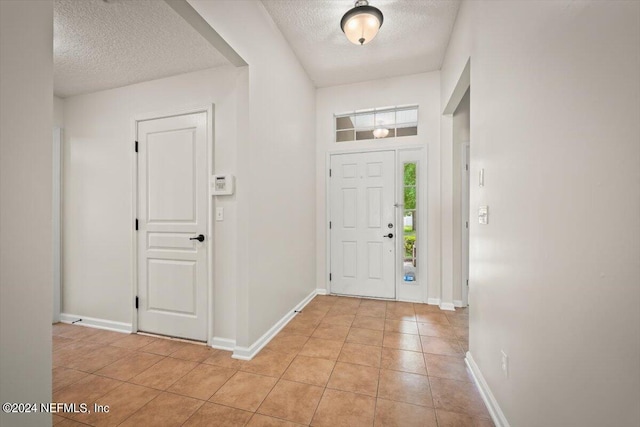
[
  {"x1": 340, "y1": 3, "x2": 384, "y2": 46},
  {"x1": 373, "y1": 127, "x2": 389, "y2": 138}
]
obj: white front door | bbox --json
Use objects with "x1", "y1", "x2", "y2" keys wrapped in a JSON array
[
  {"x1": 137, "y1": 112, "x2": 208, "y2": 341},
  {"x1": 330, "y1": 151, "x2": 396, "y2": 299}
]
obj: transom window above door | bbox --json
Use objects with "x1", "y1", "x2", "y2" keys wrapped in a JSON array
[{"x1": 335, "y1": 105, "x2": 419, "y2": 142}]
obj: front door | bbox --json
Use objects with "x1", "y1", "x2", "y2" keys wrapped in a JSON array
[
  {"x1": 137, "y1": 112, "x2": 208, "y2": 341},
  {"x1": 330, "y1": 151, "x2": 396, "y2": 298}
]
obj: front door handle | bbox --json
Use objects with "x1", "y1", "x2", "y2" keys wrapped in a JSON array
[
  {"x1": 383, "y1": 233, "x2": 394, "y2": 238},
  {"x1": 190, "y1": 234, "x2": 205, "y2": 242}
]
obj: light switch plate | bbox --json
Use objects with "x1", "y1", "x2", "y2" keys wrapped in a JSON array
[
  {"x1": 478, "y1": 206, "x2": 488, "y2": 224},
  {"x1": 215, "y1": 207, "x2": 224, "y2": 221}
]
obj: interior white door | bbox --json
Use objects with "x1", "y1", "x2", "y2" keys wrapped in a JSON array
[
  {"x1": 137, "y1": 112, "x2": 208, "y2": 341},
  {"x1": 330, "y1": 151, "x2": 396, "y2": 298}
]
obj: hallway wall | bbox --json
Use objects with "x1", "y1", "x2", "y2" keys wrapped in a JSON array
[{"x1": 441, "y1": 1, "x2": 640, "y2": 425}]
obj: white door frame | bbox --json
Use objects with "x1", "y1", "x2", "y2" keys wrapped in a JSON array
[
  {"x1": 131, "y1": 105, "x2": 214, "y2": 345},
  {"x1": 53, "y1": 127, "x2": 62, "y2": 323},
  {"x1": 461, "y1": 142, "x2": 470, "y2": 307},
  {"x1": 326, "y1": 145, "x2": 428, "y2": 302}
]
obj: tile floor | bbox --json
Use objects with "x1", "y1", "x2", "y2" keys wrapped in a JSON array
[{"x1": 52, "y1": 295, "x2": 492, "y2": 426}]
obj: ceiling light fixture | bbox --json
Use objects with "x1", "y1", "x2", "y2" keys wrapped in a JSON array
[
  {"x1": 373, "y1": 127, "x2": 389, "y2": 138},
  {"x1": 340, "y1": 0, "x2": 384, "y2": 46}
]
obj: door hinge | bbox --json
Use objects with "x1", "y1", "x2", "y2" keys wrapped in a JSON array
[
  {"x1": 135, "y1": 141, "x2": 138, "y2": 153},
  {"x1": 465, "y1": 164, "x2": 468, "y2": 171},
  {"x1": 135, "y1": 219, "x2": 139, "y2": 231},
  {"x1": 329, "y1": 273, "x2": 332, "y2": 281},
  {"x1": 466, "y1": 279, "x2": 469, "y2": 287},
  {"x1": 329, "y1": 221, "x2": 332, "y2": 229},
  {"x1": 135, "y1": 296, "x2": 139, "y2": 309},
  {"x1": 329, "y1": 169, "x2": 332, "y2": 177},
  {"x1": 465, "y1": 221, "x2": 468, "y2": 229}
]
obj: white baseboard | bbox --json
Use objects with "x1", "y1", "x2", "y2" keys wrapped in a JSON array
[
  {"x1": 427, "y1": 297, "x2": 441, "y2": 306},
  {"x1": 232, "y1": 289, "x2": 319, "y2": 360},
  {"x1": 465, "y1": 351, "x2": 510, "y2": 427},
  {"x1": 453, "y1": 300, "x2": 465, "y2": 308},
  {"x1": 210, "y1": 337, "x2": 236, "y2": 352},
  {"x1": 439, "y1": 302, "x2": 456, "y2": 311},
  {"x1": 60, "y1": 313, "x2": 132, "y2": 334},
  {"x1": 315, "y1": 288, "x2": 328, "y2": 295}
]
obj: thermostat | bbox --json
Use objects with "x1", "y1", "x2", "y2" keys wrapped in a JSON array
[{"x1": 210, "y1": 174, "x2": 235, "y2": 196}]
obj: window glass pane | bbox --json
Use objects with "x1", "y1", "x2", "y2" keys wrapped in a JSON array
[
  {"x1": 356, "y1": 130, "x2": 374, "y2": 140},
  {"x1": 336, "y1": 129, "x2": 355, "y2": 142},
  {"x1": 396, "y1": 126, "x2": 418, "y2": 137},
  {"x1": 403, "y1": 210, "x2": 417, "y2": 282},
  {"x1": 404, "y1": 163, "x2": 416, "y2": 186},
  {"x1": 375, "y1": 110, "x2": 395, "y2": 127},
  {"x1": 336, "y1": 115, "x2": 354, "y2": 130},
  {"x1": 396, "y1": 108, "x2": 418, "y2": 124},
  {"x1": 404, "y1": 186, "x2": 416, "y2": 210},
  {"x1": 355, "y1": 112, "x2": 375, "y2": 129}
]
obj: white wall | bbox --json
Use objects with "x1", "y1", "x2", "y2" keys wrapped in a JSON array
[
  {"x1": 54, "y1": 96, "x2": 64, "y2": 128},
  {"x1": 315, "y1": 72, "x2": 441, "y2": 303},
  {"x1": 452, "y1": 89, "x2": 470, "y2": 304},
  {"x1": 441, "y1": 1, "x2": 640, "y2": 425},
  {"x1": 62, "y1": 66, "x2": 241, "y2": 342},
  {"x1": 0, "y1": 1, "x2": 53, "y2": 426},
  {"x1": 188, "y1": 0, "x2": 316, "y2": 348}
]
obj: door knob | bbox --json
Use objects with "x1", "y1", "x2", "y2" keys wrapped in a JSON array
[
  {"x1": 190, "y1": 234, "x2": 205, "y2": 242},
  {"x1": 383, "y1": 233, "x2": 394, "y2": 238}
]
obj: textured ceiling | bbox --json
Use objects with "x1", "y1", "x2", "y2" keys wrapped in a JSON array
[
  {"x1": 54, "y1": 0, "x2": 230, "y2": 98},
  {"x1": 261, "y1": 0, "x2": 461, "y2": 87}
]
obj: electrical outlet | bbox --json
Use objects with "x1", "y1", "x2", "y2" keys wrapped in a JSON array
[{"x1": 501, "y1": 350, "x2": 509, "y2": 378}]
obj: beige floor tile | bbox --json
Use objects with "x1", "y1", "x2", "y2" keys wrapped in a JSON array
[
  {"x1": 57, "y1": 325, "x2": 103, "y2": 341},
  {"x1": 240, "y1": 348, "x2": 296, "y2": 377},
  {"x1": 383, "y1": 332, "x2": 423, "y2": 352},
  {"x1": 56, "y1": 419, "x2": 91, "y2": 427},
  {"x1": 247, "y1": 413, "x2": 305, "y2": 426},
  {"x1": 168, "y1": 364, "x2": 236, "y2": 400},
  {"x1": 311, "y1": 389, "x2": 375, "y2": 427},
  {"x1": 81, "y1": 382, "x2": 160, "y2": 427},
  {"x1": 183, "y1": 402, "x2": 253, "y2": 427},
  {"x1": 110, "y1": 333, "x2": 158, "y2": 350},
  {"x1": 281, "y1": 319, "x2": 318, "y2": 337},
  {"x1": 52, "y1": 367, "x2": 89, "y2": 391},
  {"x1": 139, "y1": 338, "x2": 188, "y2": 356},
  {"x1": 327, "y1": 361, "x2": 379, "y2": 397},
  {"x1": 82, "y1": 330, "x2": 129, "y2": 345},
  {"x1": 356, "y1": 305, "x2": 387, "y2": 318},
  {"x1": 53, "y1": 335, "x2": 75, "y2": 351},
  {"x1": 446, "y1": 316, "x2": 470, "y2": 328},
  {"x1": 378, "y1": 369, "x2": 433, "y2": 407},
  {"x1": 453, "y1": 326, "x2": 469, "y2": 341},
  {"x1": 169, "y1": 343, "x2": 217, "y2": 362},
  {"x1": 202, "y1": 350, "x2": 244, "y2": 369},
  {"x1": 417, "y1": 322, "x2": 457, "y2": 338},
  {"x1": 95, "y1": 352, "x2": 164, "y2": 381},
  {"x1": 282, "y1": 355, "x2": 336, "y2": 387},
  {"x1": 321, "y1": 314, "x2": 355, "y2": 327},
  {"x1": 333, "y1": 297, "x2": 362, "y2": 308},
  {"x1": 129, "y1": 357, "x2": 197, "y2": 390},
  {"x1": 374, "y1": 398, "x2": 438, "y2": 427},
  {"x1": 298, "y1": 338, "x2": 344, "y2": 360},
  {"x1": 413, "y1": 303, "x2": 443, "y2": 314},
  {"x1": 65, "y1": 345, "x2": 132, "y2": 373},
  {"x1": 52, "y1": 322, "x2": 77, "y2": 335},
  {"x1": 52, "y1": 414, "x2": 66, "y2": 425},
  {"x1": 258, "y1": 379, "x2": 324, "y2": 424},
  {"x1": 416, "y1": 312, "x2": 450, "y2": 325},
  {"x1": 53, "y1": 341, "x2": 104, "y2": 367},
  {"x1": 420, "y1": 336, "x2": 464, "y2": 356},
  {"x1": 119, "y1": 392, "x2": 203, "y2": 427},
  {"x1": 385, "y1": 319, "x2": 419, "y2": 335},
  {"x1": 352, "y1": 316, "x2": 385, "y2": 331},
  {"x1": 265, "y1": 333, "x2": 309, "y2": 355},
  {"x1": 311, "y1": 323, "x2": 350, "y2": 341},
  {"x1": 380, "y1": 348, "x2": 427, "y2": 376},
  {"x1": 328, "y1": 305, "x2": 359, "y2": 316},
  {"x1": 424, "y1": 353, "x2": 472, "y2": 382},
  {"x1": 346, "y1": 327, "x2": 384, "y2": 346},
  {"x1": 436, "y1": 410, "x2": 495, "y2": 427},
  {"x1": 210, "y1": 371, "x2": 277, "y2": 411},
  {"x1": 385, "y1": 304, "x2": 416, "y2": 322},
  {"x1": 337, "y1": 342, "x2": 382, "y2": 368},
  {"x1": 430, "y1": 377, "x2": 490, "y2": 418},
  {"x1": 53, "y1": 374, "x2": 122, "y2": 404}
]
